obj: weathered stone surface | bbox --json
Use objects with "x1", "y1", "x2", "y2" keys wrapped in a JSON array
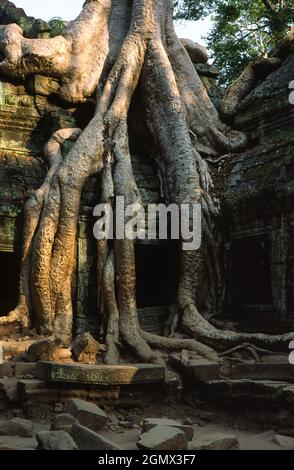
[
  {"x1": 18, "y1": 379, "x2": 60, "y2": 406},
  {"x1": 0, "y1": 377, "x2": 18, "y2": 401},
  {"x1": 67, "y1": 398, "x2": 108, "y2": 431},
  {"x1": 51, "y1": 413, "x2": 78, "y2": 433},
  {"x1": 203, "y1": 379, "x2": 292, "y2": 406},
  {"x1": 14, "y1": 362, "x2": 37, "y2": 378},
  {"x1": 0, "y1": 436, "x2": 37, "y2": 450},
  {"x1": 190, "y1": 360, "x2": 221, "y2": 383},
  {"x1": 188, "y1": 433, "x2": 239, "y2": 450},
  {"x1": 29, "y1": 75, "x2": 60, "y2": 97},
  {"x1": 36, "y1": 431, "x2": 78, "y2": 450},
  {"x1": 71, "y1": 332, "x2": 103, "y2": 364},
  {"x1": 253, "y1": 430, "x2": 276, "y2": 441},
  {"x1": 194, "y1": 63, "x2": 219, "y2": 78},
  {"x1": 17, "y1": 378, "x2": 46, "y2": 392},
  {"x1": 71, "y1": 423, "x2": 121, "y2": 450},
  {"x1": 137, "y1": 425, "x2": 187, "y2": 450},
  {"x1": 36, "y1": 361, "x2": 165, "y2": 385},
  {"x1": 221, "y1": 362, "x2": 294, "y2": 381},
  {"x1": 273, "y1": 434, "x2": 294, "y2": 449},
  {"x1": 24, "y1": 339, "x2": 61, "y2": 362},
  {"x1": 0, "y1": 362, "x2": 13, "y2": 378},
  {"x1": 180, "y1": 38, "x2": 208, "y2": 64},
  {"x1": 0, "y1": 418, "x2": 34, "y2": 437},
  {"x1": 170, "y1": 355, "x2": 220, "y2": 383},
  {"x1": 142, "y1": 418, "x2": 193, "y2": 441}
]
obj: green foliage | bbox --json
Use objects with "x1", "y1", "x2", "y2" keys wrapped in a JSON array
[
  {"x1": 175, "y1": 0, "x2": 294, "y2": 85},
  {"x1": 48, "y1": 17, "x2": 65, "y2": 38}
]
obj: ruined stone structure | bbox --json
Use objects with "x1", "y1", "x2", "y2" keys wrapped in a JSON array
[
  {"x1": 0, "y1": 0, "x2": 293, "y2": 363},
  {"x1": 222, "y1": 48, "x2": 294, "y2": 333},
  {"x1": 0, "y1": 1, "x2": 222, "y2": 338}
]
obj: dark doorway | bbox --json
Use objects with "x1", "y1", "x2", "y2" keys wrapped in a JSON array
[
  {"x1": 135, "y1": 242, "x2": 179, "y2": 308},
  {"x1": 227, "y1": 235, "x2": 272, "y2": 309},
  {"x1": 0, "y1": 252, "x2": 20, "y2": 315}
]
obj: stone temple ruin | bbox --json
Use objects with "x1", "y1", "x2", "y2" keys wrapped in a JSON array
[{"x1": 0, "y1": 0, "x2": 294, "y2": 452}]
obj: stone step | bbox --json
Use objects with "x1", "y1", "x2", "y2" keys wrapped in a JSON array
[
  {"x1": 36, "y1": 362, "x2": 165, "y2": 386},
  {"x1": 202, "y1": 379, "x2": 294, "y2": 408},
  {"x1": 169, "y1": 355, "x2": 221, "y2": 383},
  {"x1": 171, "y1": 354, "x2": 294, "y2": 384},
  {"x1": 221, "y1": 362, "x2": 294, "y2": 381}
]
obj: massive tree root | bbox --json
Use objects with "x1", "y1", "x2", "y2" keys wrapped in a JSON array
[{"x1": 0, "y1": 0, "x2": 293, "y2": 362}]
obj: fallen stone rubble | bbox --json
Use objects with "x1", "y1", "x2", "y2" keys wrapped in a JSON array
[{"x1": 0, "y1": 394, "x2": 294, "y2": 450}]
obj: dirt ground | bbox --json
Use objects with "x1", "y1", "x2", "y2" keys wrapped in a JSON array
[
  {"x1": 0, "y1": 398, "x2": 290, "y2": 450},
  {"x1": 103, "y1": 403, "x2": 286, "y2": 450}
]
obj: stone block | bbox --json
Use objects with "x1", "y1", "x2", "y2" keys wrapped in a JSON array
[
  {"x1": 221, "y1": 362, "x2": 294, "y2": 381},
  {"x1": 0, "y1": 362, "x2": 13, "y2": 378},
  {"x1": 51, "y1": 413, "x2": 78, "y2": 433},
  {"x1": 0, "y1": 377, "x2": 18, "y2": 401},
  {"x1": 37, "y1": 431, "x2": 78, "y2": 450},
  {"x1": 137, "y1": 425, "x2": 187, "y2": 450},
  {"x1": 67, "y1": 398, "x2": 108, "y2": 431},
  {"x1": 30, "y1": 75, "x2": 60, "y2": 97},
  {"x1": 24, "y1": 339, "x2": 61, "y2": 362},
  {"x1": 71, "y1": 332, "x2": 103, "y2": 364},
  {"x1": 142, "y1": 418, "x2": 193, "y2": 441},
  {"x1": 180, "y1": 38, "x2": 208, "y2": 64},
  {"x1": 71, "y1": 424, "x2": 121, "y2": 450},
  {"x1": 14, "y1": 362, "x2": 37, "y2": 378},
  {"x1": 273, "y1": 434, "x2": 294, "y2": 449},
  {"x1": 188, "y1": 433, "x2": 239, "y2": 450},
  {"x1": 0, "y1": 418, "x2": 34, "y2": 438},
  {"x1": 36, "y1": 361, "x2": 165, "y2": 385},
  {"x1": 0, "y1": 436, "x2": 37, "y2": 450}
]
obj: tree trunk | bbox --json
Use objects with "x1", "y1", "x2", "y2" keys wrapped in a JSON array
[{"x1": 0, "y1": 0, "x2": 292, "y2": 361}]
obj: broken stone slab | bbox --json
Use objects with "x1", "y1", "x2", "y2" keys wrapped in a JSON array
[
  {"x1": 0, "y1": 418, "x2": 34, "y2": 437},
  {"x1": 51, "y1": 413, "x2": 78, "y2": 433},
  {"x1": 71, "y1": 332, "x2": 104, "y2": 364},
  {"x1": 0, "y1": 436, "x2": 38, "y2": 450},
  {"x1": 142, "y1": 418, "x2": 193, "y2": 441},
  {"x1": 67, "y1": 398, "x2": 108, "y2": 431},
  {"x1": 36, "y1": 361, "x2": 165, "y2": 385},
  {"x1": 188, "y1": 433, "x2": 239, "y2": 450},
  {"x1": 273, "y1": 434, "x2": 294, "y2": 449},
  {"x1": 137, "y1": 425, "x2": 187, "y2": 450},
  {"x1": 71, "y1": 423, "x2": 121, "y2": 450},
  {"x1": 36, "y1": 431, "x2": 78, "y2": 450}
]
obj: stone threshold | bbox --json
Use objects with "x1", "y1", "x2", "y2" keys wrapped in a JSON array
[{"x1": 36, "y1": 362, "x2": 165, "y2": 386}]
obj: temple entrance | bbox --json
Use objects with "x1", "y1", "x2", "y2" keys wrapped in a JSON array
[
  {"x1": 135, "y1": 241, "x2": 179, "y2": 309},
  {"x1": 227, "y1": 235, "x2": 272, "y2": 313},
  {"x1": 0, "y1": 252, "x2": 20, "y2": 315},
  {"x1": 135, "y1": 241, "x2": 179, "y2": 333}
]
